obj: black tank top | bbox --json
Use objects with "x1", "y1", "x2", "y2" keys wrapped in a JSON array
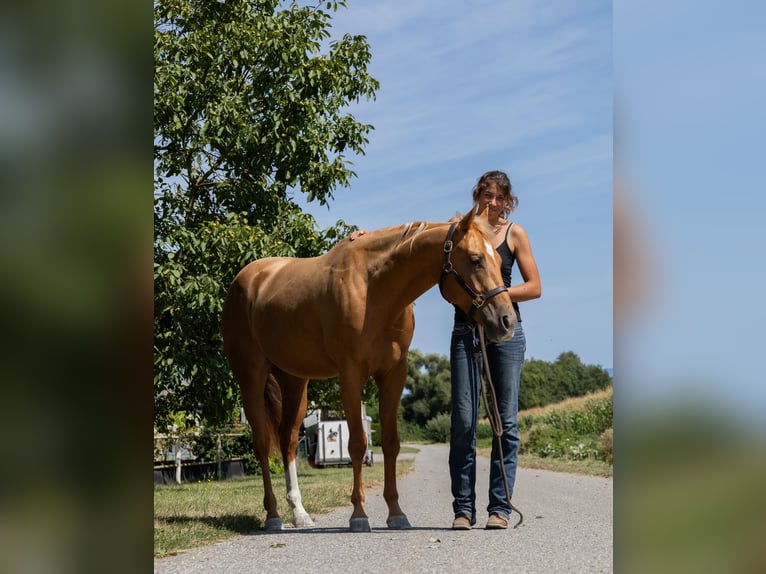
[{"x1": 454, "y1": 223, "x2": 522, "y2": 323}]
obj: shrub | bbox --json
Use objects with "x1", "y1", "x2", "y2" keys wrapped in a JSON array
[
  {"x1": 370, "y1": 422, "x2": 382, "y2": 446},
  {"x1": 240, "y1": 451, "x2": 259, "y2": 475},
  {"x1": 538, "y1": 397, "x2": 612, "y2": 436},
  {"x1": 597, "y1": 428, "x2": 613, "y2": 464},
  {"x1": 586, "y1": 396, "x2": 613, "y2": 434},
  {"x1": 523, "y1": 425, "x2": 600, "y2": 461},
  {"x1": 565, "y1": 437, "x2": 599, "y2": 460},
  {"x1": 396, "y1": 418, "x2": 427, "y2": 442},
  {"x1": 267, "y1": 454, "x2": 284, "y2": 475},
  {"x1": 518, "y1": 415, "x2": 534, "y2": 434},
  {"x1": 425, "y1": 412, "x2": 452, "y2": 443},
  {"x1": 183, "y1": 427, "x2": 286, "y2": 476},
  {"x1": 476, "y1": 421, "x2": 493, "y2": 440},
  {"x1": 523, "y1": 425, "x2": 567, "y2": 458}
]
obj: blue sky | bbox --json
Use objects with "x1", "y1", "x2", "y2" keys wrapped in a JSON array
[
  {"x1": 614, "y1": 1, "x2": 766, "y2": 424},
  {"x1": 297, "y1": 0, "x2": 613, "y2": 369}
]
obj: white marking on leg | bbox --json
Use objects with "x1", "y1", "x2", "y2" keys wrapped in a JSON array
[{"x1": 285, "y1": 459, "x2": 314, "y2": 527}]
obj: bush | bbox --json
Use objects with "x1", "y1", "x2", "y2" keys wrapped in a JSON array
[
  {"x1": 518, "y1": 415, "x2": 534, "y2": 434},
  {"x1": 191, "y1": 428, "x2": 251, "y2": 463},
  {"x1": 180, "y1": 427, "x2": 287, "y2": 476},
  {"x1": 523, "y1": 425, "x2": 566, "y2": 458},
  {"x1": 476, "y1": 421, "x2": 493, "y2": 440},
  {"x1": 370, "y1": 421, "x2": 382, "y2": 446},
  {"x1": 397, "y1": 419, "x2": 427, "y2": 443},
  {"x1": 565, "y1": 437, "x2": 599, "y2": 461},
  {"x1": 538, "y1": 397, "x2": 612, "y2": 436},
  {"x1": 586, "y1": 396, "x2": 613, "y2": 434},
  {"x1": 523, "y1": 422, "x2": 600, "y2": 461},
  {"x1": 516, "y1": 387, "x2": 613, "y2": 463},
  {"x1": 241, "y1": 451, "x2": 259, "y2": 475},
  {"x1": 425, "y1": 412, "x2": 451, "y2": 443},
  {"x1": 597, "y1": 428, "x2": 613, "y2": 464},
  {"x1": 366, "y1": 417, "x2": 426, "y2": 445}
]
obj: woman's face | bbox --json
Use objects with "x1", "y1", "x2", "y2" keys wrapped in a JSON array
[{"x1": 478, "y1": 183, "x2": 506, "y2": 220}]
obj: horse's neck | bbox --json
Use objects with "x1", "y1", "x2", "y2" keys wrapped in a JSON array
[{"x1": 366, "y1": 223, "x2": 448, "y2": 305}]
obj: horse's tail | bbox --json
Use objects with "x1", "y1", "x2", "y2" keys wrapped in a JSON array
[{"x1": 263, "y1": 372, "x2": 283, "y2": 454}]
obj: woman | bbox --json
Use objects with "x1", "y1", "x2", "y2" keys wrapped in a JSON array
[{"x1": 450, "y1": 169, "x2": 541, "y2": 530}]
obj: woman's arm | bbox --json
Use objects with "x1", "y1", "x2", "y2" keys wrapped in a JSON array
[{"x1": 507, "y1": 223, "x2": 541, "y2": 302}]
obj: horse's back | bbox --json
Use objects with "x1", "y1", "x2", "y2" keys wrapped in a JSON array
[
  {"x1": 224, "y1": 255, "x2": 343, "y2": 377},
  {"x1": 223, "y1": 244, "x2": 414, "y2": 380}
]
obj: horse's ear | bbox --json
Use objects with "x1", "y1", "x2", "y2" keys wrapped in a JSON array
[{"x1": 459, "y1": 206, "x2": 476, "y2": 230}]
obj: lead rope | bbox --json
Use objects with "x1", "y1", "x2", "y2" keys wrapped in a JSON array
[{"x1": 476, "y1": 325, "x2": 524, "y2": 528}]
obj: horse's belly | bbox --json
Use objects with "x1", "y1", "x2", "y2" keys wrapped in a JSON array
[
  {"x1": 270, "y1": 349, "x2": 338, "y2": 380},
  {"x1": 254, "y1": 311, "x2": 339, "y2": 379}
]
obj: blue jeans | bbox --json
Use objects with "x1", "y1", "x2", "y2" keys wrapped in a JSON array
[{"x1": 449, "y1": 319, "x2": 525, "y2": 520}]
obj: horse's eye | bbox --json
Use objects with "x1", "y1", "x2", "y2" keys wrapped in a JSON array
[{"x1": 471, "y1": 256, "x2": 484, "y2": 268}]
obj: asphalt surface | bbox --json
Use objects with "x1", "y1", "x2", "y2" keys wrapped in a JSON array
[{"x1": 154, "y1": 443, "x2": 613, "y2": 573}]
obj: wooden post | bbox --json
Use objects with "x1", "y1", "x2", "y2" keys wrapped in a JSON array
[
  {"x1": 216, "y1": 433, "x2": 222, "y2": 480},
  {"x1": 175, "y1": 447, "x2": 182, "y2": 484}
]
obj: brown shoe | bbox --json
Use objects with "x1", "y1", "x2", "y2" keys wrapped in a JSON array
[
  {"x1": 451, "y1": 515, "x2": 472, "y2": 530},
  {"x1": 485, "y1": 514, "x2": 509, "y2": 530}
]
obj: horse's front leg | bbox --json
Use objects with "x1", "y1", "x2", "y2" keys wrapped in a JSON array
[
  {"x1": 377, "y1": 357, "x2": 411, "y2": 530},
  {"x1": 339, "y1": 367, "x2": 371, "y2": 532}
]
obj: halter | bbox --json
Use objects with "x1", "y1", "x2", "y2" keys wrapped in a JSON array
[{"x1": 438, "y1": 222, "x2": 508, "y2": 319}]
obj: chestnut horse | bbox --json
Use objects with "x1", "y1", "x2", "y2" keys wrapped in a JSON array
[{"x1": 222, "y1": 208, "x2": 516, "y2": 532}]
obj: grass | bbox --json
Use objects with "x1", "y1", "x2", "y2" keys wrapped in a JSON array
[
  {"x1": 154, "y1": 446, "x2": 416, "y2": 558},
  {"x1": 477, "y1": 387, "x2": 614, "y2": 478},
  {"x1": 518, "y1": 387, "x2": 613, "y2": 420},
  {"x1": 155, "y1": 389, "x2": 613, "y2": 558}
]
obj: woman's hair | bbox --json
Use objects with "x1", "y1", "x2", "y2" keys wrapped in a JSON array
[{"x1": 472, "y1": 170, "x2": 518, "y2": 216}]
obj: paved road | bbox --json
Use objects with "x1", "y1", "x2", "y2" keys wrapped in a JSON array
[{"x1": 154, "y1": 444, "x2": 613, "y2": 573}]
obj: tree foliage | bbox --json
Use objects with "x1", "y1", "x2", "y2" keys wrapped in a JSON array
[
  {"x1": 519, "y1": 351, "x2": 612, "y2": 410},
  {"x1": 401, "y1": 350, "x2": 453, "y2": 427},
  {"x1": 154, "y1": 0, "x2": 378, "y2": 427},
  {"x1": 307, "y1": 375, "x2": 380, "y2": 415},
  {"x1": 400, "y1": 349, "x2": 612, "y2": 426}
]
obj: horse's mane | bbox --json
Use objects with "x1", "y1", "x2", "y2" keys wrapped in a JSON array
[
  {"x1": 393, "y1": 215, "x2": 494, "y2": 255},
  {"x1": 338, "y1": 214, "x2": 494, "y2": 258},
  {"x1": 472, "y1": 216, "x2": 495, "y2": 242},
  {"x1": 394, "y1": 221, "x2": 429, "y2": 254}
]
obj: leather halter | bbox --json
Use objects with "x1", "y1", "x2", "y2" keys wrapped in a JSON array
[{"x1": 438, "y1": 222, "x2": 508, "y2": 319}]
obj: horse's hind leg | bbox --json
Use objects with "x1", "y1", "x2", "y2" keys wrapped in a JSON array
[
  {"x1": 223, "y1": 275, "x2": 283, "y2": 531},
  {"x1": 238, "y1": 366, "x2": 284, "y2": 531},
  {"x1": 377, "y1": 357, "x2": 412, "y2": 529},
  {"x1": 273, "y1": 368, "x2": 314, "y2": 528}
]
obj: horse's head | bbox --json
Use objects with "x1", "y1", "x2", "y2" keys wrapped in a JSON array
[{"x1": 438, "y1": 208, "x2": 517, "y2": 342}]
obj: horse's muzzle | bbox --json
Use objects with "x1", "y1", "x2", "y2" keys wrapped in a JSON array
[{"x1": 483, "y1": 311, "x2": 516, "y2": 343}]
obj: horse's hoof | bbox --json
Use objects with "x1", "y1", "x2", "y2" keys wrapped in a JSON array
[
  {"x1": 293, "y1": 512, "x2": 315, "y2": 528},
  {"x1": 349, "y1": 517, "x2": 372, "y2": 532},
  {"x1": 386, "y1": 514, "x2": 412, "y2": 530},
  {"x1": 264, "y1": 517, "x2": 283, "y2": 531}
]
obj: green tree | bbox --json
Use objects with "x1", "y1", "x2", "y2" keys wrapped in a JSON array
[
  {"x1": 154, "y1": 0, "x2": 379, "y2": 427},
  {"x1": 518, "y1": 358, "x2": 555, "y2": 410},
  {"x1": 402, "y1": 350, "x2": 452, "y2": 427},
  {"x1": 519, "y1": 351, "x2": 612, "y2": 410},
  {"x1": 306, "y1": 375, "x2": 379, "y2": 415}
]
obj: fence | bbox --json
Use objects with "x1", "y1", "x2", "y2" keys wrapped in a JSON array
[{"x1": 153, "y1": 432, "x2": 247, "y2": 485}]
